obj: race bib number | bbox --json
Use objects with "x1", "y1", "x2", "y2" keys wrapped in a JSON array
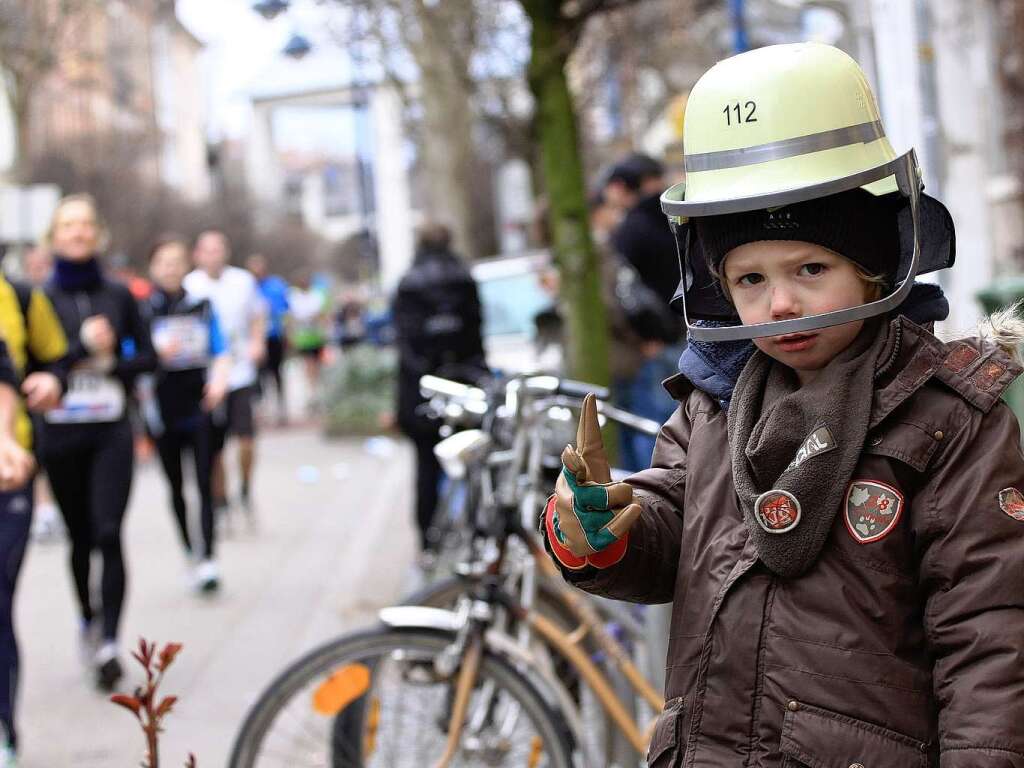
[
  {"x1": 46, "y1": 370, "x2": 125, "y2": 424},
  {"x1": 152, "y1": 315, "x2": 210, "y2": 371}
]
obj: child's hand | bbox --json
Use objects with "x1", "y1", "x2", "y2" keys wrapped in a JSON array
[{"x1": 552, "y1": 393, "x2": 641, "y2": 558}]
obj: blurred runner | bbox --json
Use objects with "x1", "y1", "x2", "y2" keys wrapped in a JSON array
[
  {"x1": 21, "y1": 247, "x2": 53, "y2": 288},
  {"x1": 110, "y1": 253, "x2": 156, "y2": 463},
  {"x1": 334, "y1": 291, "x2": 366, "y2": 351},
  {"x1": 0, "y1": 257, "x2": 68, "y2": 765},
  {"x1": 109, "y1": 252, "x2": 153, "y2": 302},
  {"x1": 37, "y1": 194, "x2": 157, "y2": 691},
  {"x1": 185, "y1": 231, "x2": 266, "y2": 518},
  {"x1": 288, "y1": 270, "x2": 328, "y2": 411},
  {"x1": 20, "y1": 247, "x2": 62, "y2": 543},
  {"x1": 144, "y1": 235, "x2": 231, "y2": 593},
  {"x1": 246, "y1": 254, "x2": 290, "y2": 425}
]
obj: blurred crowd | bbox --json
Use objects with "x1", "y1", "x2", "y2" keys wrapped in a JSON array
[{"x1": 0, "y1": 192, "x2": 389, "y2": 764}]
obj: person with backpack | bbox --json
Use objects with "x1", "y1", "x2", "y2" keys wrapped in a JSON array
[{"x1": 392, "y1": 223, "x2": 486, "y2": 558}]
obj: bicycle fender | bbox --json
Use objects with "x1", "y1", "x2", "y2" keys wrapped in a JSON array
[
  {"x1": 378, "y1": 606, "x2": 461, "y2": 632},
  {"x1": 378, "y1": 606, "x2": 542, "y2": 669}
]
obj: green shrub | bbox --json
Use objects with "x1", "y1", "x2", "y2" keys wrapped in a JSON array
[{"x1": 321, "y1": 345, "x2": 397, "y2": 437}]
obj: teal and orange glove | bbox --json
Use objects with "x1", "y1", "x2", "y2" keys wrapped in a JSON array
[{"x1": 544, "y1": 394, "x2": 641, "y2": 570}]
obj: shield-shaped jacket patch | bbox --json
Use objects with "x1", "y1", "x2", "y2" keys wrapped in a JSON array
[
  {"x1": 999, "y1": 488, "x2": 1024, "y2": 522},
  {"x1": 844, "y1": 479, "x2": 904, "y2": 544}
]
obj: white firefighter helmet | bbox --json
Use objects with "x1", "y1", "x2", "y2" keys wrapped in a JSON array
[{"x1": 661, "y1": 42, "x2": 954, "y2": 342}]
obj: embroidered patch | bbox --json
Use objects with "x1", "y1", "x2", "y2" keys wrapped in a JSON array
[
  {"x1": 998, "y1": 488, "x2": 1024, "y2": 522},
  {"x1": 754, "y1": 490, "x2": 801, "y2": 534},
  {"x1": 943, "y1": 343, "x2": 980, "y2": 373},
  {"x1": 844, "y1": 479, "x2": 904, "y2": 544},
  {"x1": 785, "y1": 425, "x2": 836, "y2": 473},
  {"x1": 970, "y1": 361, "x2": 1005, "y2": 392}
]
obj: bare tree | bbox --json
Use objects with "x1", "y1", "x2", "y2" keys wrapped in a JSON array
[
  {"x1": 328, "y1": 0, "x2": 532, "y2": 259},
  {"x1": 0, "y1": 0, "x2": 97, "y2": 181}
]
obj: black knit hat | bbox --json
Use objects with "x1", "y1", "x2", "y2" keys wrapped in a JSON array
[{"x1": 693, "y1": 188, "x2": 901, "y2": 281}]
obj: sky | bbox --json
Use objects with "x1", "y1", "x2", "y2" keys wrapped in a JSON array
[{"x1": 176, "y1": 0, "x2": 358, "y2": 155}]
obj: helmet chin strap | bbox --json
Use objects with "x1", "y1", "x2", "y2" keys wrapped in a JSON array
[{"x1": 676, "y1": 152, "x2": 922, "y2": 343}]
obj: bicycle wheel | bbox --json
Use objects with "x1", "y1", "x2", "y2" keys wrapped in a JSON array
[
  {"x1": 229, "y1": 626, "x2": 576, "y2": 768},
  {"x1": 406, "y1": 576, "x2": 626, "y2": 766}
]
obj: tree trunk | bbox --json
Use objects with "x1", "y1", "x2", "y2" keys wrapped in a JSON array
[
  {"x1": 522, "y1": 2, "x2": 610, "y2": 386},
  {"x1": 6, "y1": 77, "x2": 33, "y2": 183},
  {"x1": 408, "y1": 1, "x2": 480, "y2": 261}
]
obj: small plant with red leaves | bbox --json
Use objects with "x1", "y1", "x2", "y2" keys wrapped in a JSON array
[{"x1": 110, "y1": 638, "x2": 198, "y2": 768}]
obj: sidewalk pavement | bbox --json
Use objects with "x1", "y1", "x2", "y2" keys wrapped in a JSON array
[{"x1": 16, "y1": 425, "x2": 417, "y2": 767}]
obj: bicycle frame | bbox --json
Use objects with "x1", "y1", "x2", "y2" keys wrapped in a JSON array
[{"x1": 414, "y1": 373, "x2": 666, "y2": 765}]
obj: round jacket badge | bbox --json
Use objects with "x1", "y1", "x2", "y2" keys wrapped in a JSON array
[
  {"x1": 999, "y1": 487, "x2": 1024, "y2": 522},
  {"x1": 844, "y1": 479, "x2": 904, "y2": 544},
  {"x1": 754, "y1": 490, "x2": 801, "y2": 534}
]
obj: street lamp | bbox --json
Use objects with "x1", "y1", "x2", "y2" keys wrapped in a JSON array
[
  {"x1": 252, "y1": 0, "x2": 290, "y2": 21},
  {"x1": 283, "y1": 32, "x2": 312, "y2": 60}
]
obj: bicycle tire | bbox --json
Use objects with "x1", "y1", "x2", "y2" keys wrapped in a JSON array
[{"x1": 228, "y1": 625, "x2": 577, "y2": 768}]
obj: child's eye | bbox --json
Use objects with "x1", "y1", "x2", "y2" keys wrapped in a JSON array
[
  {"x1": 800, "y1": 263, "x2": 826, "y2": 276},
  {"x1": 736, "y1": 273, "x2": 764, "y2": 287}
]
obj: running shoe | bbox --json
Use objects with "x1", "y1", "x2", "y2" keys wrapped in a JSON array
[
  {"x1": 78, "y1": 618, "x2": 100, "y2": 667},
  {"x1": 195, "y1": 559, "x2": 220, "y2": 593},
  {"x1": 0, "y1": 721, "x2": 14, "y2": 768},
  {"x1": 94, "y1": 642, "x2": 123, "y2": 692}
]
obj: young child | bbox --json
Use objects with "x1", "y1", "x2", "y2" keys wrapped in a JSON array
[{"x1": 543, "y1": 43, "x2": 1024, "y2": 767}]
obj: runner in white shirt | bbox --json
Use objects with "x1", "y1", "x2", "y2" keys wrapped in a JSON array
[{"x1": 184, "y1": 231, "x2": 266, "y2": 516}]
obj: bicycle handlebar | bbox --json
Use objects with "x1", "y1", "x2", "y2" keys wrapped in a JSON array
[
  {"x1": 538, "y1": 394, "x2": 661, "y2": 437},
  {"x1": 419, "y1": 375, "x2": 487, "y2": 404}
]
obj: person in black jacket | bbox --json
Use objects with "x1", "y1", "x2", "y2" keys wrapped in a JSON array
[
  {"x1": 392, "y1": 223, "x2": 486, "y2": 555},
  {"x1": 604, "y1": 154, "x2": 687, "y2": 471},
  {"x1": 36, "y1": 194, "x2": 158, "y2": 691},
  {"x1": 606, "y1": 153, "x2": 682, "y2": 308}
]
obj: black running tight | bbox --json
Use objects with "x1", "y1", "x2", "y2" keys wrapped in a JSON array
[
  {"x1": 44, "y1": 418, "x2": 134, "y2": 643},
  {"x1": 154, "y1": 419, "x2": 215, "y2": 559}
]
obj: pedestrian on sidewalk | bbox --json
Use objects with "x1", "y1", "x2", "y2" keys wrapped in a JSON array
[
  {"x1": 543, "y1": 43, "x2": 1024, "y2": 766},
  {"x1": 37, "y1": 194, "x2": 157, "y2": 691},
  {"x1": 142, "y1": 235, "x2": 231, "y2": 593},
  {"x1": 393, "y1": 222, "x2": 486, "y2": 558}
]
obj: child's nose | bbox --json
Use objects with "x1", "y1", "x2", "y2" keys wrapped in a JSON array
[{"x1": 769, "y1": 286, "x2": 800, "y2": 319}]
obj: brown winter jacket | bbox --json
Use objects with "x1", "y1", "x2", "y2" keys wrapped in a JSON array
[{"x1": 550, "y1": 316, "x2": 1024, "y2": 767}]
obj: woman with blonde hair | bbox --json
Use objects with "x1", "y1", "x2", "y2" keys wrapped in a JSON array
[{"x1": 36, "y1": 194, "x2": 156, "y2": 690}]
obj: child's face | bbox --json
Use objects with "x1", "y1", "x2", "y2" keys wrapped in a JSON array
[{"x1": 722, "y1": 240, "x2": 873, "y2": 379}]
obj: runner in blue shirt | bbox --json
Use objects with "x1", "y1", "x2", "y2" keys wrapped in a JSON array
[{"x1": 247, "y1": 254, "x2": 289, "y2": 425}]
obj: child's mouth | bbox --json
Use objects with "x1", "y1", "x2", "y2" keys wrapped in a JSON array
[{"x1": 773, "y1": 333, "x2": 817, "y2": 352}]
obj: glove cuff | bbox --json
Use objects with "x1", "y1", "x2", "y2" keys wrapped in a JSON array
[
  {"x1": 587, "y1": 534, "x2": 628, "y2": 569},
  {"x1": 543, "y1": 496, "x2": 589, "y2": 570},
  {"x1": 543, "y1": 495, "x2": 630, "y2": 571}
]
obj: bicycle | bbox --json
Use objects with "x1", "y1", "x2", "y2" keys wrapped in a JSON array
[{"x1": 229, "y1": 375, "x2": 666, "y2": 767}]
